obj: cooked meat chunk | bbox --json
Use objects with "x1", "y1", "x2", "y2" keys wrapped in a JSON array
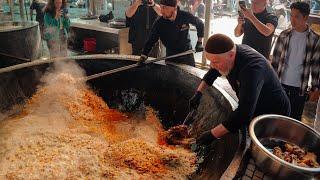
[
  {"x1": 284, "y1": 143, "x2": 294, "y2": 153},
  {"x1": 292, "y1": 146, "x2": 305, "y2": 158},
  {"x1": 283, "y1": 152, "x2": 292, "y2": 163},
  {"x1": 299, "y1": 152, "x2": 320, "y2": 168},
  {"x1": 166, "y1": 125, "x2": 194, "y2": 145},
  {"x1": 272, "y1": 143, "x2": 320, "y2": 168},
  {"x1": 273, "y1": 146, "x2": 283, "y2": 159}
]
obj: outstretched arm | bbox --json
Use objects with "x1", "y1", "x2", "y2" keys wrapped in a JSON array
[{"x1": 125, "y1": 0, "x2": 142, "y2": 18}]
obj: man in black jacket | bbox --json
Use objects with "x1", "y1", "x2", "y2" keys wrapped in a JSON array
[
  {"x1": 139, "y1": 0, "x2": 204, "y2": 66},
  {"x1": 190, "y1": 34, "x2": 290, "y2": 145},
  {"x1": 126, "y1": 0, "x2": 162, "y2": 56},
  {"x1": 30, "y1": 0, "x2": 46, "y2": 36}
]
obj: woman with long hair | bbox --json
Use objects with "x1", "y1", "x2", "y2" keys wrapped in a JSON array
[{"x1": 43, "y1": 0, "x2": 70, "y2": 58}]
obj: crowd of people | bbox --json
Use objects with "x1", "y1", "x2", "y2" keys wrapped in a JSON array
[
  {"x1": 131, "y1": 0, "x2": 319, "y2": 143},
  {"x1": 28, "y1": 0, "x2": 319, "y2": 139},
  {"x1": 29, "y1": 0, "x2": 70, "y2": 58}
]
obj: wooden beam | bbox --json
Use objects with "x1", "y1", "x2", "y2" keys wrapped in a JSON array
[
  {"x1": 201, "y1": 0, "x2": 212, "y2": 67},
  {"x1": 19, "y1": 0, "x2": 26, "y2": 21}
]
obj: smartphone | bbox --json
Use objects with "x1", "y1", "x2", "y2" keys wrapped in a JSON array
[
  {"x1": 142, "y1": 0, "x2": 152, "y2": 5},
  {"x1": 61, "y1": 8, "x2": 68, "y2": 16},
  {"x1": 239, "y1": 0, "x2": 246, "y2": 9},
  {"x1": 238, "y1": 0, "x2": 246, "y2": 18}
]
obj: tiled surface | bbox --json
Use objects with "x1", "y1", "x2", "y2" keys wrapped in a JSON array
[{"x1": 241, "y1": 158, "x2": 272, "y2": 180}]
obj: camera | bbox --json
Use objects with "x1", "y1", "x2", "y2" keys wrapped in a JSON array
[{"x1": 142, "y1": 0, "x2": 152, "y2": 5}]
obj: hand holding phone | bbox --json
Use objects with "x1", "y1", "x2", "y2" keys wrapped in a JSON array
[
  {"x1": 239, "y1": 0, "x2": 246, "y2": 9},
  {"x1": 238, "y1": 10, "x2": 244, "y2": 18},
  {"x1": 142, "y1": 0, "x2": 153, "y2": 5},
  {"x1": 238, "y1": 1, "x2": 246, "y2": 18},
  {"x1": 237, "y1": 14, "x2": 245, "y2": 24},
  {"x1": 60, "y1": 8, "x2": 68, "y2": 18}
]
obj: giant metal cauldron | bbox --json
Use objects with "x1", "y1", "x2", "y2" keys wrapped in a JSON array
[
  {"x1": 0, "y1": 21, "x2": 41, "y2": 61},
  {"x1": 0, "y1": 55, "x2": 246, "y2": 179}
]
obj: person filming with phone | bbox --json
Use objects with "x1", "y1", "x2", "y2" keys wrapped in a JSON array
[
  {"x1": 125, "y1": 0, "x2": 162, "y2": 56},
  {"x1": 234, "y1": 0, "x2": 278, "y2": 59},
  {"x1": 43, "y1": 0, "x2": 70, "y2": 58}
]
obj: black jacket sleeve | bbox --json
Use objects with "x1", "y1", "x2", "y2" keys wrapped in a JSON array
[
  {"x1": 202, "y1": 68, "x2": 220, "y2": 85},
  {"x1": 125, "y1": 15, "x2": 131, "y2": 27},
  {"x1": 30, "y1": 2, "x2": 36, "y2": 10},
  {"x1": 222, "y1": 66, "x2": 265, "y2": 132},
  {"x1": 266, "y1": 13, "x2": 278, "y2": 30},
  {"x1": 142, "y1": 20, "x2": 160, "y2": 56},
  {"x1": 186, "y1": 12, "x2": 204, "y2": 38}
]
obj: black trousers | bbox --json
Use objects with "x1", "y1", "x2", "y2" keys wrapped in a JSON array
[
  {"x1": 282, "y1": 84, "x2": 307, "y2": 121},
  {"x1": 132, "y1": 44, "x2": 142, "y2": 56}
]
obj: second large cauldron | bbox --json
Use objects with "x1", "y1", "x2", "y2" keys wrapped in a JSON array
[
  {"x1": 0, "y1": 21, "x2": 41, "y2": 61},
  {"x1": 0, "y1": 55, "x2": 244, "y2": 179}
]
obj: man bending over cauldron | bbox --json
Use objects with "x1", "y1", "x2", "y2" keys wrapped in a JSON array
[{"x1": 189, "y1": 34, "x2": 291, "y2": 145}]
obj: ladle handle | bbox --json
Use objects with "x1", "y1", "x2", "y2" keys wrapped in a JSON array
[
  {"x1": 81, "y1": 50, "x2": 195, "y2": 82},
  {"x1": 145, "y1": 49, "x2": 195, "y2": 64},
  {"x1": 182, "y1": 108, "x2": 197, "y2": 125}
]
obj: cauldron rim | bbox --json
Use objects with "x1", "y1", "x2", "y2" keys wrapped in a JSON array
[
  {"x1": 0, "y1": 21, "x2": 39, "y2": 33},
  {"x1": 0, "y1": 55, "x2": 246, "y2": 179}
]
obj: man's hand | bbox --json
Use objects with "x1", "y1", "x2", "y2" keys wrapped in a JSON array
[
  {"x1": 138, "y1": 54, "x2": 148, "y2": 65},
  {"x1": 240, "y1": 5, "x2": 275, "y2": 36},
  {"x1": 134, "y1": 0, "x2": 142, "y2": 6},
  {"x1": 195, "y1": 41, "x2": 204, "y2": 52},
  {"x1": 240, "y1": 6, "x2": 254, "y2": 21},
  {"x1": 126, "y1": 0, "x2": 142, "y2": 17},
  {"x1": 237, "y1": 15, "x2": 245, "y2": 25},
  {"x1": 196, "y1": 130, "x2": 217, "y2": 146},
  {"x1": 189, "y1": 91, "x2": 202, "y2": 110},
  {"x1": 55, "y1": 10, "x2": 62, "y2": 19}
]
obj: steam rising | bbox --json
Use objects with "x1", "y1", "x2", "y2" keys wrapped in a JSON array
[
  {"x1": 45, "y1": 27, "x2": 68, "y2": 58},
  {"x1": 0, "y1": 60, "x2": 196, "y2": 179}
]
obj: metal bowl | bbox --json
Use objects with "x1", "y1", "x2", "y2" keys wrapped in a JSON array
[{"x1": 249, "y1": 114, "x2": 320, "y2": 179}]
